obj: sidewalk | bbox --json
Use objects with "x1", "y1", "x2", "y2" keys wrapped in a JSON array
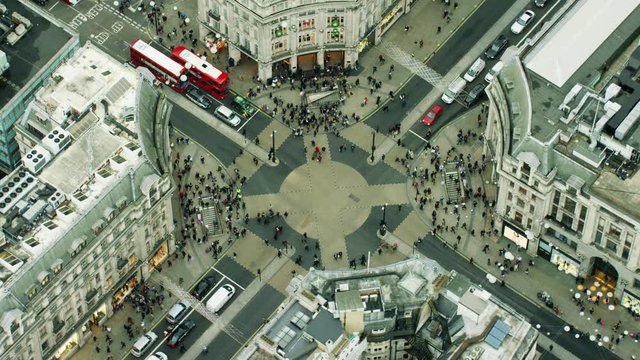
[{"x1": 391, "y1": 104, "x2": 639, "y2": 359}]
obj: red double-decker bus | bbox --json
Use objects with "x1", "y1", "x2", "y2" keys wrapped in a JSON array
[
  {"x1": 171, "y1": 46, "x2": 229, "y2": 99},
  {"x1": 130, "y1": 39, "x2": 189, "y2": 93}
]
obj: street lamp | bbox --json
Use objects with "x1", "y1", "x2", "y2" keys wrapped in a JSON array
[
  {"x1": 379, "y1": 203, "x2": 387, "y2": 236},
  {"x1": 370, "y1": 131, "x2": 376, "y2": 162},
  {"x1": 149, "y1": 1, "x2": 158, "y2": 35},
  {"x1": 271, "y1": 130, "x2": 277, "y2": 163}
]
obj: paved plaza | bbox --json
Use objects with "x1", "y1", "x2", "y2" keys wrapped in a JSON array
[{"x1": 53, "y1": 0, "x2": 640, "y2": 359}]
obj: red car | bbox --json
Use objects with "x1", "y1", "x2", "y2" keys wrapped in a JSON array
[{"x1": 422, "y1": 105, "x2": 444, "y2": 126}]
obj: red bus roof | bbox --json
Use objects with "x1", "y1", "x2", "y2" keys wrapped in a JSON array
[
  {"x1": 131, "y1": 39, "x2": 185, "y2": 78},
  {"x1": 172, "y1": 47, "x2": 228, "y2": 83}
]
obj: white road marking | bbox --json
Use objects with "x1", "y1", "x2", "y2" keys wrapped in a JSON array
[
  {"x1": 211, "y1": 268, "x2": 246, "y2": 291},
  {"x1": 48, "y1": 1, "x2": 59, "y2": 11},
  {"x1": 409, "y1": 129, "x2": 429, "y2": 143}
]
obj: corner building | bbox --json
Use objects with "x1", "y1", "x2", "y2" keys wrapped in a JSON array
[
  {"x1": 484, "y1": 1, "x2": 640, "y2": 315},
  {"x1": 0, "y1": 42, "x2": 175, "y2": 360},
  {"x1": 199, "y1": 0, "x2": 418, "y2": 80}
]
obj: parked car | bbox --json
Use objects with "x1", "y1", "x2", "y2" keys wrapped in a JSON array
[
  {"x1": 146, "y1": 352, "x2": 168, "y2": 360},
  {"x1": 166, "y1": 300, "x2": 190, "y2": 324},
  {"x1": 422, "y1": 105, "x2": 444, "y2": 126},
  {"x1": 463, "y1": 83, "x2": 487, "y2": 107},
  {"x1": 191, "y1": 276, "x2": 216, "y2": 300},
  {"x1": 131, "y1": 332, "x2": 158, "y2": 357},
  {"x1": 213, "y1": 105, "x2": 242, "y2": 127},
  {"x1": 534, "y1": 0, "x2": 548, "y2": 7},
  {"x1": 511, "y1": 10, "x2": 535, "y2": 34},
  {"x1": 232, "y1": 95, "x2": 257, "y2": 118},
  {"x1": 185, "y1": 87, "x2": 213, "y2": 109},
  {"x1": 485, "y1": 35, "x2": 508, "y2": 59},
  {"x1": 165, "y1": 319, "x2": 196, "y2": 348}
]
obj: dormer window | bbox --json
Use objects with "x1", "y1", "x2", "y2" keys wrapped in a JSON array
[
  {"x1": 51, "y1": 259, "x2": 63, "y2": 274},
  {"x1": 37, "y1": 271, "x2": 50, "y2": 286}
]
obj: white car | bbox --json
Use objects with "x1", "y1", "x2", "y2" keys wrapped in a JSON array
[
  {"x1": 146, "y1": 352, "x2": 168, "y2": 360},
  {"x1": 510, "y1": 10, "x2": 535, "y2": 34}
]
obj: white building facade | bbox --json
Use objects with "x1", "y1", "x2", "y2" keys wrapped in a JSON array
[
  {"x1": 484, "y1": 57, "x2": 640, "y2": 312},
  {"x1": 0, "y1": 43, "x2": 176, "y2": 360},
  {"x1": 198, "y1": 0, "x2": 418, "y2": 80}
]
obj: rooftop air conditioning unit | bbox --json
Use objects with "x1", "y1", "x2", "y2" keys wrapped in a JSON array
[
  {"x1": 42, "y1": 127, "x2": 71, "y2": 155},
  {"x1": 0, "y1": 168, "x2": 37, "y2": 214},
  {"x1": 48, "y1": 191, "x2": 66, "y2": 208},
  {"x1": 22, "y1": 145, "x2": 51, "y2": 174}
]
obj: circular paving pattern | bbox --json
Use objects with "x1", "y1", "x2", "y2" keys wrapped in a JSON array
[{"x1": 279, "y1": 161, "x2": 371, "y2": 238}]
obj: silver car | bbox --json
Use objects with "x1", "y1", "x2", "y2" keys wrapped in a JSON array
[{"x1": 185, "y1": 87, "x2": 213, "y2": 109}]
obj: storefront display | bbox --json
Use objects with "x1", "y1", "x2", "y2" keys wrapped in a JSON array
[
  {"x1": 621, "y1": 290, "x2": 640, "y2": 315},
  {"x1": 53, "y1": 333, "x2": 79, "y2": 359},
  {"x1": 503, "y1": 224, "x2": 529, "y2": 249},
  {"x1": 148, "y1": 243, "x2": 168, "y2": 271},
  {"x1": 550, "y1": 249, "x2": 580, "y2": 277},
  {"x1": 112, "y1": 275, "x2": 138, "y2": 306}
]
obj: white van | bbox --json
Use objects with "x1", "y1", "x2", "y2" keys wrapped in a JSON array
[
  {"x1": 484, "y1": 61, "x2": 504, "y2": 83},
  {"x1": 463, "y1": 58, "x2": 486, "y2": 82},
  {"x1": 206, "y1": 284, "x2": 236, "y2": 313},
  {"x1": 131, "y1": 331, "x2": 158, "y2": 358},
  {"x1": 441, "y1": 77, "x2": 467, "y2": 104},
  {"x1": 214, "y1": 105, "x2": 242, "y2": 127}
]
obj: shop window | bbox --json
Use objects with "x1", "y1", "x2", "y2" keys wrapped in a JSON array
[
  {"x1": 298, "y1": 32, "x2": 315, "y2": 45},
  {"x1": 327, "y1": 27, "x2": 344, "y2": 42},
  {"x1": 299, "y1": 18, "x2": 315, "y2": 29},
  {"x1": 272, "y1": 25, "x2": 287, "y2": 38},
  {"x1": 272, "y1": 39, "x2": 287, "y2": 53},
  {"x1": 326, "y1": 16, "x2": 344, "y2": 27}
]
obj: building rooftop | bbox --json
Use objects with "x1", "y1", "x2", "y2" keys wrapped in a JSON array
[
  {"x1": 244, "y1": 258, "x2": 536, "y2": 360},
  {"x1": 0, "y1": 43, "x2": 159, "y2": 302},
  {"x1": 497, "y1": 1, "x2": 640, "y2": 219},
  {"x1": 525, "y1": 0, "x2": 640, "y2": 88},
  {"x1": 0, "y1": 1, "x2": 73, "y2": 107}
]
